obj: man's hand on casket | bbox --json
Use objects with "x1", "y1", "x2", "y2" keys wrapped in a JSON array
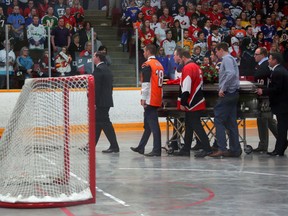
[
  {"x1": 256, "y1": 88, "x2": 263, "y2": 95},
  {"x1": 180, "y1": 105, "x2": 186, "y2": 110},
  {"x1": 218, "y1": 90, "x2": 225, "y2": 97}
]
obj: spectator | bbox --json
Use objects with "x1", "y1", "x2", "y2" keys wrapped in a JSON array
[
  {"x1": 25, "y1": 7, "x2": 39, "y2": 27},
  {"x1": 51, "y1": 17, "x2": 71, "y2": 54},
  {"x1": 68, "y1": 33, "x2": 83, "y2": 75},
  {"x1": 27, "y1": 15, "x2": 46, "y2": 51},
  {"x1": 150, "y1": 14, "x2": 160, "y2": 32},
  {"x1": 256, "y1": 31, "x2": 271, "y2": 50},
  {"x1": 156, "y1": 0, "x2": 168, "y2": 18},
  {"x1": 35, "y1": 49, "x2": 57, "y2": 77},
  {"x1": 228, "y1": 36, "x2": 241, "y2": 65},
  {"x1": 174, "y1": 6, "x2": 190, "y2": 29},
  {"x1": 171, "y1": 19, "x2": 182, "y2": 42},
  {"x1": 138, "y1": 19, "x2": 155, "y2": 49},
  {"x1": 272, "y1": 2, "x2": 284, "y2": 24},
  {"x1": 0, "y1": 40, "x2": 15, "y2": 89},
  {"x1": 156, "y1": 46, "x2": 168, "y2": 77},
  {"x1": 0, "y1": 6, "x2": 6, "y2": 46},
  {"x1": 218, "y1": 17, "x2": 230, "y2": 39},
  {"x1": 159, "y1": 7, "x2": 174, "y2": 28},
  {"x1": 23, "y1": 0, "x2": 36, "y2": 18},
  {"x1": 208, "y1": 4, "x2": 223, "y2": 26},
  {"x1": 234, "y1": 17, "x2": 243, "y2": 30},
  {"x1": 186, "y1": 1, "x2": 195, "y2": 18},
  {"x1": 191, "y1": 4, "x2": 206, "y2": 29},
  {"x1": 132, "y1": 11, "x2": 144, "y2": 30},
  {"x1": 240, "y1": 11, "x2": 250, "y2": 28},
  {"x1": 170, "y1": 0, "x2": 186, "y2": 17},
  {"x1": 177, "y1": 29, "x2": 194, "y2": 55},
  {"x1": 150, "y1": 0, "x2": 160, "y2": 9},
  {"x1": 78, "y1": 21, "x2": 92, "y2": 49},
  {"x1": 123, "y1": 0, "x2": 141, "y2": 25},
  {"x1": 202, "y1": 19, "x2": 212, "y2": 39},
  {"x1": 141, "y1": 0, "x2": 156, "y2": 21},
  {"x1": 7, "y1": 5, "x2": 25, "y2": 41},
  {"x1": 229, "y1": 0, "x2": 243, "y2": 20},
  {"x1": 191, "y1": 45, "x2": 203, "y2": 65},
  {"x1": 154, "y1": 20, "x2": 167, "y2": 47},
  {"x1": 222, "y1": 5, "x2": 235, "y2": 28},
  {"x1": 160, "y1": 30, "x2": 176, "y2": 57},
  {"x1": 7, "y1": 0, "x2": 24, "y2": 16},
  {"x1": 98, "y1": 45, "x2": 112, "y2": 66},
  {"x1": 93, "y1": 31, "x2": 103, "y2": 52},
  {"x1": 188, "y1": 17, "x2": 201, "y2": 42},
  {"x1": 250, "y1": 16, "x2": 261, "y2": 37},
  {"x1": 70, "y1": 0, "x2": 84, "y2": 29},
  {"x1": 16, "y1": 46, "x2": 34, "y2": 87},
  {"x1": 55, "y1": 46, "x2": 72, "y2": 76},
  {"x1": 41, "y1": 6, "x2": 58, "y2": 33},
  {"x1": 244, "y1": 2, "x2": 256, "y2": 20},
  {"x1": 70, "y1": 0, "x2": 84, "y2": 17},
  {"x1": 240, "y1": 25, "x2": 258, "y2": 77},
  {"x1": 194, "y1": 31, "x2": 208, "y2": 57},
  {"x1": 54, "y1": 0, "x2": 66, "y2": 18},
  {"x1": 38, "y1": 0, "x2": 50, "y2": 19},
  {"x1": 78, "y1": 40, "x2": 93, "y2": 74},
  {"x1": 277, "y1": 18, "x2": 288, "y2": 48},
  {"x1": 261, "y1": 16, "x2": 276, "y2": 43},
  {"x1": 255, "y1": 13, "x2": 263, "y2": 26},
  {"x1": 62, "y1": 7, "x2": 76, "y2": 33},
  {"x1": 207, "y1": 25, "x2": 221, "y2": 50}
]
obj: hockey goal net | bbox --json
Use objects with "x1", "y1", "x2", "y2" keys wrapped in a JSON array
[{"x1": 0, "y1": 75, "x2": 96, "y2": 208}]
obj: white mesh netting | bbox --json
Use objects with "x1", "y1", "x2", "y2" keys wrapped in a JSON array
[{"x1": 0, "y1": 75, "x2": 95, "y2": 204}]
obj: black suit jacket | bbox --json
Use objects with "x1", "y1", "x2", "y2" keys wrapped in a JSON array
[
  {"x1": 263, "y1": 64, "x2": 288, "y2": 114},
  {"x1": 254, "y1": 59, "x2": 271, "y2": 86},
  {"x1": 93, "y1": 62, "x2": 114, "y2": 108}
]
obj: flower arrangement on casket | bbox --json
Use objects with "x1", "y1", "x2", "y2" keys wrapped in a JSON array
[{"x1": 200, "y1": 64, "x2": 219, "y2": 84}]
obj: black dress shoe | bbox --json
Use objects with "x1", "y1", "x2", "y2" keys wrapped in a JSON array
[
  {"x1": 191, "y1": 144, "x2": 202, "y2": 151},
  {"x1": 144, "y1": 151, "x2": 161, "y2": 157},
  {"x1": 194, "y1": 150, "x2": 213, "y2": 158},
  {"x1": 102, "y1": 148, "x2": 119, "y2": 153},
  {"x1": 173, "y1": 150, "x2": 190, "y2": 156},
  {"x1": 267, "y1": 151, "x2": 284, "y2": 156},
  {"x1": 253, "y1": 147, "x2": 267, "y2": 153},
  {"x1": 130, "y1": 147, "x2": 144, "y2": 154}
]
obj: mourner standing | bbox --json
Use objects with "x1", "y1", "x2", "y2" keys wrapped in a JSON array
[
  {"x1": 253, "y1": 47, "x2": 278, "y2": 153},
  {"x1": 210, "y1": 42, "x2": 242, "y2": 157},
  {"x1": 130, "y1": 44, "x2": 163, "y2": 157},
  {"x1": 256, "y1": 52, "x2": 288, "y2": 156},
  {"x1": 173, "y1": 48, "x2": 213, "y2": 158},
  {"x1": 93, "y1": 51, "x2": 120, "y2": 153}
]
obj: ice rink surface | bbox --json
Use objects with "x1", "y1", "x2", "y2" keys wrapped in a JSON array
[{"x1": 1, "y1": 128, "x2": 288, "y2": 216}]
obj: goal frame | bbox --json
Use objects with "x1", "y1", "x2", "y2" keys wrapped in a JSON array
[{"x1": 0, "y1": 75, "x2": 96, "y2": 208}]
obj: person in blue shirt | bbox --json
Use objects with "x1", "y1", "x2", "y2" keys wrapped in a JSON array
[
  {"x1": 156, "y1": 46, "x2": 169, "y2": 78},
  {"x1": 7, "y1": 5, "x2": 25, "y2": 41}
]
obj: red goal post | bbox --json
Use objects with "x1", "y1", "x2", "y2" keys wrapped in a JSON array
[{"x1": 0, "y1": 75, "x2": 96, "y2": 208}]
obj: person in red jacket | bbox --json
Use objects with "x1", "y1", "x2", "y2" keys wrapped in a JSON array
[{"x1": 173, "y1": 48, "x2": 213, "y2": 158}]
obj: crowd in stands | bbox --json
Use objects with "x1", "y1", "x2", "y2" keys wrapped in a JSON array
[
  {"x1": 120, "y1": 0, "x2": 288, "y2": 79},
  {"x1": 0, "y1": 0, "x2": 106, "y2": 89}
]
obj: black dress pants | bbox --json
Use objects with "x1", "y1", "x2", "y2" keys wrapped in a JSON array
[
  {"x1": 96, "y1": 107, "x2": 119, "y2": 149},
  {"x1": 182, "y1": 111, "x2": 211, "y2": 152},
  {"x1": 274, "y1": 112, "x2": 288, "y2": 154}
]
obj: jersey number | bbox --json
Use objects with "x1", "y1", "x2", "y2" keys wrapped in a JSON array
[{"x1": 156, "y1": 69, "x2": 164, "y2": 87}]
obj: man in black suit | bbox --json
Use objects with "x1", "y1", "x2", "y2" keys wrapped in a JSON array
[
  {"x1": 93, "y1": 51, "x2": 120, "y2": 153},
  {"x1": 257, "y1": 52, "x2": 288, "y2": 156},
  {"x1": 253, "y1": 47, "x2": 278, "y2": 152}
]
